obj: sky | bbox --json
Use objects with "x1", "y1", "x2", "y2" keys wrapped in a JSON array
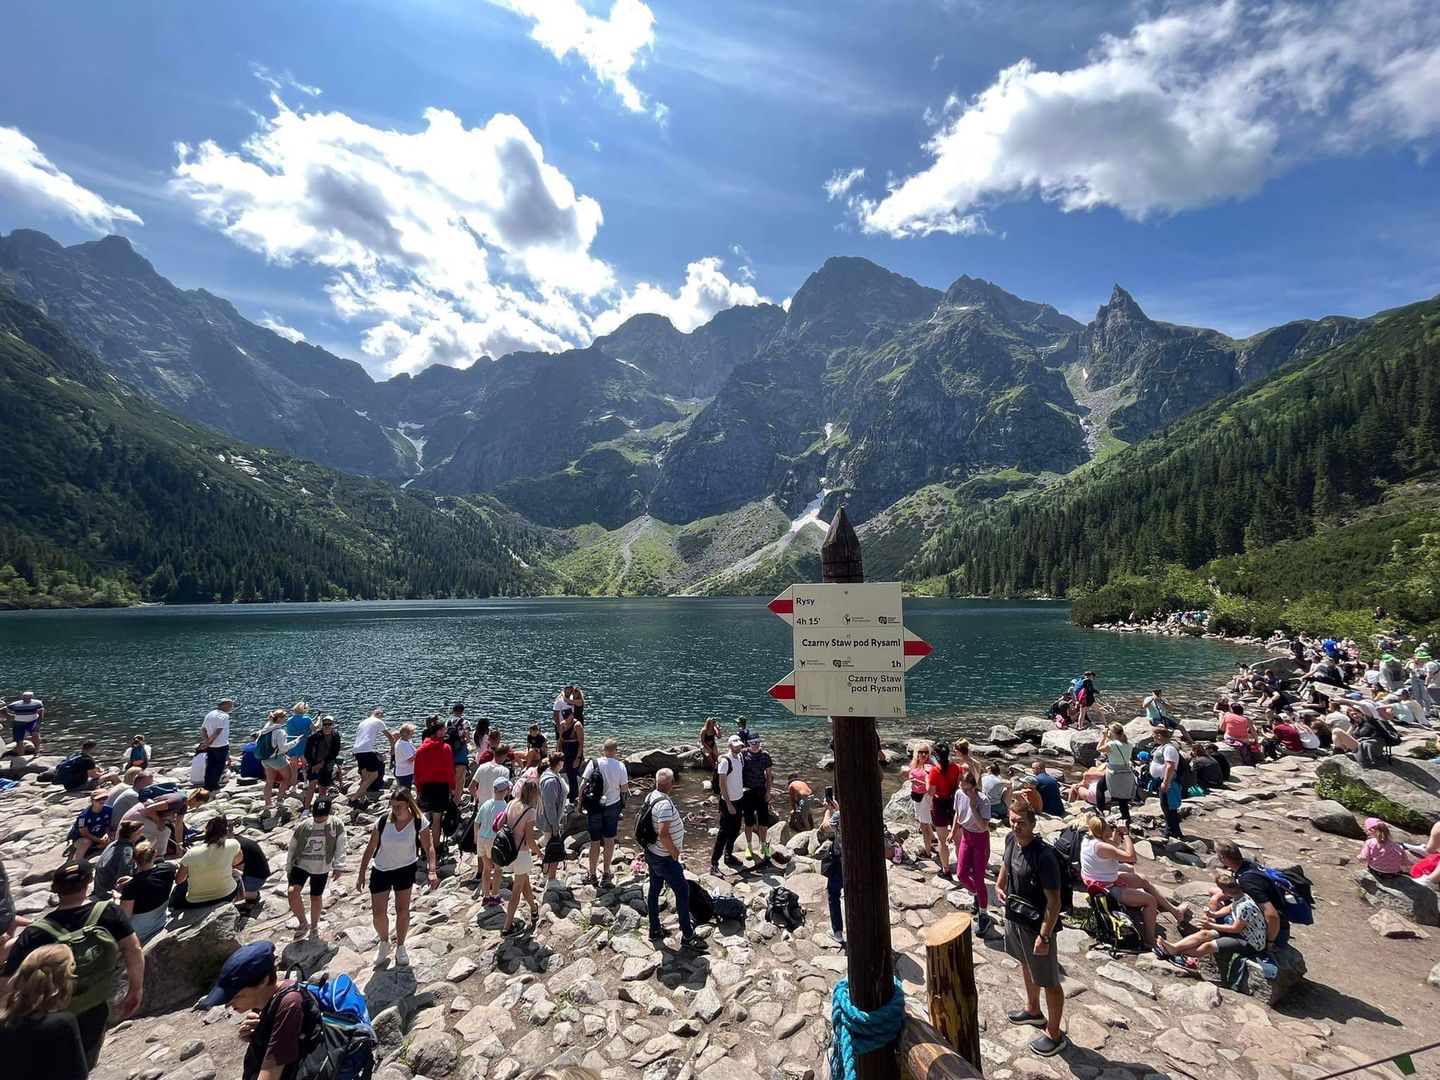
[{"x1": 2, "y1": 0, "x2": 1439, "y2": 379}]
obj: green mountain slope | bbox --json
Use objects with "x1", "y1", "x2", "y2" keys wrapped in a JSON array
[
  {"x1": 912, "y1": 295, "x2": 1440, "y2": 634},
  {"x1": 0, "y1": 289, "x2": 562, "y2": 609}
]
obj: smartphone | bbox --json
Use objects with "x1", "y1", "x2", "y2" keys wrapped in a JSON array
[{"x1": 824, "y1": 786, "x2": 834, "y2": 803}]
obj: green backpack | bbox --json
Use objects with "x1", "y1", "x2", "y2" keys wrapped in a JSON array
[{"x1": 35, "y1": 903, "x2": 120, "y2": 1013}]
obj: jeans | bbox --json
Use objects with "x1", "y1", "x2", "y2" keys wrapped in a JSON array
[
  {"x1": 711, "y1": 800, "x2": 742, "y2": 865},
  {"x1": 824, "y1": 855, "x2": 844, "y2": 933},
  {"x1": 203, "y1": 745, "x2": 228, "y2": 791},
  {"x1": 644, "y1": 851, "x2": 694, "y2": 938},
  {"x1": 956, "y1": 828, "x2": 990, "y2": 910},
  {"x1": 129, "y1": 904, "x2": 167, "y2": 944}
]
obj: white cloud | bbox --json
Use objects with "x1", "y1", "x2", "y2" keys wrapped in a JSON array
[
  {"x1": 823, "y1": 167, "x2": 865, "y2": 201},
  {"x1": 171, "y1": 95, "x2": 757, "y2": 375},
  {"x1": 853, "y1": 0, "x2": 1440, "y2": 237},
  {"x1": 258, "y1": 313, "x2": 306, "y2": 342},
  {"x1": 592, "y1": 257, "x2": 767, "y2": 336},
  {"x1": 250, "y1": 62, "x2": 322, "y2": 97},
  {"x1": 485, "y1": 0, "x2": 661, "y2": 117},
  {"x1": 0, "y1": 126, "x2": 142, "y2": 231}
]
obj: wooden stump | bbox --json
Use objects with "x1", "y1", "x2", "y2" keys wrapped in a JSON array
[{"x1": 922, "y1": 912, "x2": 982, "y2": 1072}]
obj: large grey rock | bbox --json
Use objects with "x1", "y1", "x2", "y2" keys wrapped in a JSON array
[
  {"x1": 138, "y1": 905, "x2": 242, "y2": 1016},
  {"x1": 1318, "y1": 756, "x2": 1440, "y2": 829},
  {"x1": 1040, "y1": 730, "x2": 1073, "y2": 757},
  {"x1": 990, "y1": 725, "x2": 1022, "y2": 746},
  {"x1": 1355, "y1": 870, "x2": 1440, "y2": 926},
  {"x1": 884, "y1": 784, "x2": 917, "y2": 826},
  {"x1": 624, "y1": 748, "x2": 685, "y2": 779},
  {"x1": 1124, "y1": 718, "x2": 1157, "y2": 754},
  {"x1": 1306, "y1": 800, "x2": 1365, "y2": 839},
  {"x1": 1013, "y1": 718, "x2": 1052, "y2": 741},
  {"x1": 1179, "y1": 719, "x2": 1218, "y2": 742},
  {"x1": 1200, "y1": 943, "x2": 1307, "y2": 1006},
  {"x1": 407, "y1": 1029, "x2": 459, "y2": 1076},
  {"x1": 1070, "y1": 730, "x2": 1101, "y2": 768}
]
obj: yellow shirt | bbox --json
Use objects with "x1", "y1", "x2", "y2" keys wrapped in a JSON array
[{"x1": 181, "y1": 839, "x2": 239, "y2": 902}]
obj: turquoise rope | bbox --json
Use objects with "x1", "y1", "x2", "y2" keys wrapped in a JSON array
[{"x1": 830, "y1": 977, "x2": 906, "y2": 1080}]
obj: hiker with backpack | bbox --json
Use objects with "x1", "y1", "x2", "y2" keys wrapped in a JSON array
[
  {"x1": 257, "y1": 710, "x2": 292, "y2": 811},
  {"x1": 710, "y1": 735, "x2": 746, "y2": 876},
  {"x1": 1213, "y1": 840, "x2": 1300, "y2": 955},
  {"x1": 472, "y1": 775, "x2": 511, "y2": 901},
  {"x1": 286, "y1": 797, "x2": 346, "y2": 940},
  {"x1": 994, "y1": 800, "x2": 1066, "y2": 1058},
  {"x1": 0, "y1": 943, "x2": 90, "y2": 1079},
  {"x1": 638, "y1": 768, "x2": 705, "y2": 951},
  {"x1": 1075, "y1": 671, "x2": 1098, "y2": 729},
  {"x1": 1079, "y1": 816, "x2": 1191, "y2": 947},
  {"x1": 1, "y1": 861, "x2": 144, "y2": 1068},
  {"x1": 579, "y1": 739, "x2": 629, "y2": 887},
  {"x1": 52, "y1": 739, "x2": 106, "y2": 793},
  {"x1": 358, "y1": 790, "x2": 438, "y2": 969},
  {"x1": 498, "y1": 777, "x2": 543, "y2": 935},
  {"x1": 739, "y1": 735, "x2": 776, "y2": 862},
  {"x1": 413, "y1": 716, "x2": 457, "y2": 861}
]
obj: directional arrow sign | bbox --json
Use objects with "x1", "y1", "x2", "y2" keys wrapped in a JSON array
[{"x1": 767, "y1": 582, "x2": 932, "y2": 717}]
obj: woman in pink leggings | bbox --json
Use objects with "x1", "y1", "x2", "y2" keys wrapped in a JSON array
[{"x1": 951, "y1": 772, "x2": 994, "y2": 935}]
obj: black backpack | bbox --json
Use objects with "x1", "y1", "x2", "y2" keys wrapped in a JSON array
[
  {"x1": 635, "y1": 792, "x2": 667, "y2": 848},
  {"x1": 245, "y1": 978, "x2": 376, "y2": 1080},
  {"x1": 765, "y1": 886, "x2": 805, "y2": 931},
  {"x1": 1050, "y1": 828, "x2": 1083, "y2": 914},
  {"x1": 1371, "y1": 715, "x2": 1404, "y2": 748},
  {"x1": 581, "y1": 760, "x2": 606, "y2": 815},
  {"x1": 712, "y1": 895, "x2": 747, "y2": 923},
  {"x1": 491, "y1": 807, "x2": 531, "y2": 868},
  {"x1": 688, "y1": 877, "x2": 715, "y2": 924},
  {"x1": 452, "y1": 804, "x2": 478, "y2": 855},
  {"x1": 54, "y1": 752, "x2": 86, "y2": 788}
]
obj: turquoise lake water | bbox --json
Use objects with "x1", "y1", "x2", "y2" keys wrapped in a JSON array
[{"x1": 0, "y1": 598, "x2": 1255, "y2": 770}]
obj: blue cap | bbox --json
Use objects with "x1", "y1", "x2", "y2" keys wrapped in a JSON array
[
  {"x1": 199, "y1": 941, "x2": 276, "y2": 1008},
  {"x1": 1136, "y1": 750, "x2": 1151, "y2": 761}
]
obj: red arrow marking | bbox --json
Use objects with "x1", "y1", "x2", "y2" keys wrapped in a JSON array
[
  {"x1": 903, "y1": 637, "x2": 933, "y2": 657},
  {"x1": 768, "y1": 680, "x2": 796, "y2": 700},
  {"x1": 768, "y1": 597, "x2": 793, "y2": 616}
]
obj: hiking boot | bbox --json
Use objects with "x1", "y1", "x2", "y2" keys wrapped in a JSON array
[
  {"x1": 975, "y1": 911, "x2": 994, "y2": 937},
  {"x1": 649, "y1": 929, "x2": 667, "y2": 942},
  {"x1": 579, "y1": 873, "x2": 598, "y2": 886},
  {"x1": 600, "y1": 874, "x2": 614, "y2": 889},
  {"x1": 680, "y1": 935, "x2": 707, "y2": 952},
  {"x1": 1006, "y1": 1009, "x2": 1045, "y2": 1027},
  {"x1": 1030, "y1": 1033, "x2": 1068, "y2": 1057}
]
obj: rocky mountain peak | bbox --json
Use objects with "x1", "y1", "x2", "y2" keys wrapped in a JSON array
[
  {"x1": 942, "y1": 274, "x2": 1083, "y2": 342},
  {"x1": 72, "y1": 234, "x2": 164, "y2": 282},
  {"x1": 786, "y1": 256, "x2": 941, "y2": 342}
]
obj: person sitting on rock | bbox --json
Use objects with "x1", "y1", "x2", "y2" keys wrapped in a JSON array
[
  {"x1": 117, "y1": 840, "x2": 174, "y2": 945},
  {"x1": 69, "y1": 790, "x2": 113, "y2": 860},
  {"x1": 1079, "y1": 816, "x2": 1191, "y2": 947},
  {"x1": 1356, "y1": 818, "x2": 1412, "y2": 880},
  {"x1": 170, "y1": 816, "x2": 242, "y2": 910},
  {"x1": 1153, "y1": 871, "x2": 1266, "y2": 971},
  {"x1": 1213, "y1": 840, "x2": 1290, "y2": 954}
]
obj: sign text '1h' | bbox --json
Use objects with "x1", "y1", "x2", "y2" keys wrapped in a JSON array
[{"x1": 767, "y1": 582, "x2": 932, "y2": 717}]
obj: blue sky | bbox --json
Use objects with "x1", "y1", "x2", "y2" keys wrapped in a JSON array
[{"x1": 3, "y1": 0, "x2": 1439, "y2": 378}]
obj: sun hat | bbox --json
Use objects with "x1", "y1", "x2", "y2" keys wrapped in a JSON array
[{"x1": 1364, "y1": 817, "x2": 1382, "y2": 831}]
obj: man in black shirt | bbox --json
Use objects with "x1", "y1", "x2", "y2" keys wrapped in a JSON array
[
  {"x1": 302, "y1": 716, "x2": 343, "y2": 811},
  {"x1": 740, "y1": 737, "x2": 775, "y2": 860},
  {"x1": 2, "y1": 861, "x2": 145, "y2": 1067},
  {"x1": 995, "y1": 802, "x2": 1067, "y2": 1057},
  {"x1": 1215, "y1": 840, "x2": 1289, "y2": 950}
]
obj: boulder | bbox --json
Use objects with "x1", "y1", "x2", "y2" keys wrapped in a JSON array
[
  {"x1": 1012, "y1": 718, "x2": 1052, "y2": 741},
  {"x1": 1124, "y1": 718, "x2": 1157, "y2": 754},
  {"x1": 1040, "y1": 730, "x2": 1072, "y2": 757},
  {"x1": 1306, "y1": 800, "x2": 1365, "y2": 839},
  {"x1": 1179, "y1": 719, "x2": 1219, "y2": 742},
  {"x1": 138, "y1": 904, "x2": 242, "y2": 1016},
  {"x1": 989, "y1": 725, "x2": 1023, "y2": 746},
  {"x1": 1369, "y1": 910, "x2": 1428, "y2": 939},
  {"x1": 1070, "y1": 730, "x2": 1101, "y2": 768},
  {"x1": 1199, "y1": 943, "x2": 1307, "y2": 1006},
  {"x1": 1317, "y1": 756, "x2": 1440, "y2": 831},
  {"x1": 884, "y1": 785, "x2": 917, "y2": 827},
  {"x1": 407, "y1": 1029, "x2": 459, "y2": 1076},
  {"x1": 623, "y1": 748, "x2": 684, "y2": 779},
  {"x1": 1355, "y1": 870, "x2": 1440, "y2": 926}
]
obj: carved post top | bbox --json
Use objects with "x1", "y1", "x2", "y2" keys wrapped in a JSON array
[{"x1": 821, "y1": 505, "x2": 864, "y2": 584}]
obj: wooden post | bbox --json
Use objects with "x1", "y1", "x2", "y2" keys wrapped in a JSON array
[
  {"x1": 922, "y1": 913, "x2": 982, "y2": 1072},
  {"x1": 898, "y1": 1014, "x2": 986, "y2": 1080},
  {"x1": 823, "y1": 506, "x2": 898, "y2": 1080}
]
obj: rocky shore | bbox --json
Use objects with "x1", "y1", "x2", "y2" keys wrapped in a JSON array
[{"x1": 3, "y1": 685, "x2": 1440, "y2": 1080}]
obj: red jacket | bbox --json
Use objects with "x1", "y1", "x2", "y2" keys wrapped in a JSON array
[{"x1": 413, "y1": 737, "x2": 455, "y2": 789}]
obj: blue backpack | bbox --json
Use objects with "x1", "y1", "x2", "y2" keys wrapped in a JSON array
[
  {"x1": 295, "y1": 974, "x2": 375, "y2": 1080},
  {"x1": 1260, "y1": 867, "x2": 1315, "y2": 926}
]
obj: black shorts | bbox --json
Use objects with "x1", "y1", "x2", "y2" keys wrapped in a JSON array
[
  {"x1": 355, "y1": 752, "x2": 384, "y2": 776},
  {"x1": 287, "y1": 866, "x2": 330, "y2": 896},
  {"x1": 740, "y1": 788, "x2": 776, "y2": 827},
  {"x1": 369, "y1": 863, "x2": 417, "y2": 895},
  {"x1": 418, "y1": 782, "x2": 452, "y2": 814},
  {"x1": 309, "y1": 760, "x2": 336, "y2": 786}
]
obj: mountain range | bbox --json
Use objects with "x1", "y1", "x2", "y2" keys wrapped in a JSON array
[{"x1": 0, "y1": 226, "x2": 1424, "y2": 610}]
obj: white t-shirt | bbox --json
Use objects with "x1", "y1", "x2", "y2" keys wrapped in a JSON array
[
  {"x1": 354, "y1": 717, "x2": 389, "y2": 753},
  {"x1": 717, "y1": 752, "x2": 745, "y2": 801},
  {"x1": 471, "y1": 761, "x2": 509, "y2": 802},
  {"x1": 582, "y1": 756, "x2": 629, "y2": 807},
  {"x1": 202, "y1": 708, "x2": 231, "y2": 747},
  {"x1": 372, "y1": 816, "x2": 419, "y2": 871},
  {"x1": 296, "y1": 822, "x2": 347, "y2": 874},
  {"x1": 644, "y1": 790, "x2": 683, "y2": 857},
  {"x1": 1149, "y1": 742, "x2": 1179, "y2": 781},
  {"x1": 394, "y1": 739, "x2": 417, "y2": 778},
  {"x1": 552, "y1": 694, "x2": 571, "y2": 717}
]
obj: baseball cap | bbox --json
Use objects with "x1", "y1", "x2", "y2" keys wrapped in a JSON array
[
  {"x1": 312, "y1": 797, "x2": 333, "y2": 816},
  {"x1": 493, "y1": 776, "x2": 512, "y2": 791},
  {"x1": 52, "y1": 861, "x2": 93, "y2": 891},
  {"x1": 199, "y1": 941, "x2": 277, "y2": 1009},
  {"x1": 1364, "y1": 817, "x2": 1382, "y2": 831},
  {"x1": 727, "y1": 735, "x2": 744, "y2": 749}
]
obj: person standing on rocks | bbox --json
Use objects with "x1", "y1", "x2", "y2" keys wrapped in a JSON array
[
  {"x1": 641, "y1": 768, "x2": 704, "y2": 951},
  {"x1": 537, "y1": 751, "x2": 569, "y2": 887},
  {"x1": 6, "y1": 691, "x2": 44, "y2": 755},
  {"x1": 197, "y1": 698, "x2": 233, "y2": 792},
  {"x1": 286, "y1": 796, "x2": 345, "y2": 939},
  {"x1": 356, "y1": 789, "x2": 437, "y2": 968},
  {"x1": 1075, "y1": 671, "x2": 1098, "y2": 729},
  {"x1": 501, "y1": 777, "x2": 543, "y2": 935},
  {"x1": 557, "y1": 696, "x2": 585, "y2": 805},
  {"x1": 820, "y1": 787, "x2": 845, "y2": 944},
  {"x1": 739, "y1": 735, "x2": 775, "y2": 862},
  {"x1": 995, "y1": 801, "x2": 1066, "y2": 1058},
  {"x1": 1, "y1": 861, "x2": 144, "y2": 1069},
  {"x1": 907, "y1": 743, "x2": 936, "y2": 861},
  {"x1": 256, "y1": 709, "x2": 292, "y2": 811},
  {"x1": 283, "y1": 700, "x2": 315, "y2": 793},
  {"x1": 928, "y1": 743, "x2": 962, "y2": 880},
  {"x1": 413, "y1": 717, "x2": 457, "y2": 859},
  {"x1": 473, "y1": 776, "x2": 510, "y2": 901},
  {"x1": 787, "y1": 774, "x2": 815, "y2": 832},
  {"x1": 952, "y1": 773, "x2": 994, "y2": 935},
  {"x1": 1149, "y1": 727, "x2": 1185, "y2": 840},
  {"x1": 579, "y1": 739, "x2": 629, "y2": 887},
  {"x1": 352, "y1": 707, "x2": 395, "y2": 805},
  {"x1": 1096, "y1": 724, "x2": 1135, "y2": 824},
  {"x1": 710, "y1": 735, "x2": 746, "y2": 876},
  {"x1": 302, "y1": 715, "x2": 342, "y2": 811}
]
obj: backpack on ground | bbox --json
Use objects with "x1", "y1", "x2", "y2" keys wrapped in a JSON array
[
  {"x1": 1049, "y1": 828, "x2": 1083, "y2": 914},
  {"x1": 581, "y1": 759, "x2": 606, "y2": 815},
  {"x1": 712, "y1": 894, "x2": 747, "y2": 923},
  {"x1": 1087, "y1": 892, "x2": 1144, "y2": 953},
  {"x1": 1371, "y1": 715, "x2": 1404, "y2": 748},
  {"x1": 490, "y1": 808, "x2": 530, "y2": 867},
  {"x1": 256, "y1": 727, "x2": 284, "y2": 760},
  {"x1": 34, "y1": 903, "x2": 120, "y2": 1013},
  {"x1": 635, "y1": 791, "x2": 665, "y2": 849},
  {"x1": 765, "y1": 886, "x2": 805, "y2": 931},
  {"x1": 54, "y1": 752, "x2": 87, "y2": 789},
  {"x1": 688, "y1": 877, "x2": 715, "y2": 924},
  {"x1": 1260, "y1": 867, "x2": 1315, "y2": 925}
]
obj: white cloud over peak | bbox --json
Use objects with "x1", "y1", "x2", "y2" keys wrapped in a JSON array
[
  {"x1": 485, "y1": 0, "x2": 661, "y2": 116},
  {"x1": 258, "y1": 313, "x2": 306, "y2": 342},
  {"x1": 593, "y1": 256, "x2": 767, "y2": 337},
  {"x1": 171, "y1": 96, "x2": 757, "y2": 374},
  {"x1": 0, "y1": 126, "x2": 142, "y2": 231},
  {"x1": 823, "y1": 167, "x2": 865, "y2": 201},
  {"x1": 853, "y1": 0, "x2": 1440, "y2": 237}
]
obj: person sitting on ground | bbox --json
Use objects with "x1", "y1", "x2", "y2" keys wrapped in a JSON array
[
  {"x1": 117, "y1": 840, "x2": 174, "y2": 945},
  {"x1": 126, "y1": 735, "x2": 152, "y2": 771},
  {"x1": 285, "y1": 796, "x2": 345, "y2": 940},
  {"x1": 53, "y1": 740, "x2": 106, "y2": 793},
  {"x1": 170, "y1": 817, "x2": 242, "y2": 909},
  {"x1": 1066, "y1": 764, "x2": 1108, "y2": 807},
  {"x1": 1212, "y1": 840, "x2": 1290, "y2": 954},
  {"x1": 1047, "y1": 691, "x2": 1075, "y2": 727},
  {"x1": 92, "y1": 821, "x2": 142, "y2": 899},
  {"x1": 70, "y1": 790, "x2": 114, "y2": 860},
  {"x1": 1268, "y1": 712, "x2": 1306, "y2": 756},
  {"x1": 1154, "y1": 871, "x2": 1266, "y2": 970},
  {"x1": 106, "y1": 767, "x2": 151, "y2": 825},
  {"x1": 1189, "y1": 743, "x2": 1229, "y2": 789},
  {"x1": 981, "y1": 762, "x2": 1010, "y2": 821},
  {"x1": 198, "y1": 941, "x2": 312, "y2": 1080},
  {"x1": 235, "y1": 828, "x2": 271, "y2": 909},
  {"x1": 0, "y1": 943, "x2": 90, "y2": 1080},
  {"x1": 1079, "y1": 816, "x2": 1191, "y2": 946},
  {"x1": 1356, "y1": 817, "x2": 1411, "y2": 879},
  {"x1": 1027, "y1": 760, "x2": 1065, "y2": 816},
  {"x1": 698, "y1": 716, "x2": 722, "y2": 770}
]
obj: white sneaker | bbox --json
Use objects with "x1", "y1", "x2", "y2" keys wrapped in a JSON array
[
  {"x1": 394, "y1": 945, "x2": 410, "y2": 967},
  {"x1": 373, "y1": 942, "x2": 390, "y2": 968}
]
